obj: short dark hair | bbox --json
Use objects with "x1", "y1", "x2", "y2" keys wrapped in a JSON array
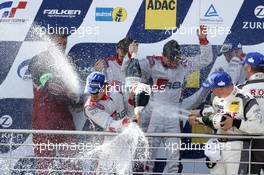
[
  {"x1": 162, "y1": 40, "x2": 181, "y2": 60},
  {"x1": 116, "y1": 36, "x2": 133, "y2": 52}
]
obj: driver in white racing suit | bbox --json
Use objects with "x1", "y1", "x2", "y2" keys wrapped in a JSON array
[
  {"x1": 84, "y1": 71, "x2": 136, "y2": 132},
  {"x1": 83, "y1": 72, "x2": 150, "y2": 174},
  {"x1": 189, "y1": 70, "x2": 264, "y2": 175},
  {"x1": 238, "y1": 52, "x2": 264, "y2": 174},
  {"x1": 123, "y1": 25, "x2": 213, "y2": 173}
]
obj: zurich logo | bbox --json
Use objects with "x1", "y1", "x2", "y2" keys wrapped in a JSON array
[
  {"x1": 254, "y1": 5, "x2": 264, "y2": 19},
  {"x1": 0, "y1": 115, "x2": 13, "y2": 128},
  {"x1": 204, "y1": 4, "x2": 219, "y2": 17},
  {"x1": 17, "y1": 59, "x2": 32, "y2": 80}
]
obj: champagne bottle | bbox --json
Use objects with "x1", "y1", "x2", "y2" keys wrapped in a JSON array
[
  {"x1": 124, "y1": 53, "x2": 142, "y2": 89},
  {"x1": 201, "y1": 114, "x2": 226, "y2": 130}
]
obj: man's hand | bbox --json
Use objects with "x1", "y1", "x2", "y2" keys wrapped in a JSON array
[
  {"x1": 128, "y1": 84, "x2": 137, "y2": 99},
  {"x1": 67, "y1": 92, "x2": 80, "y2": 103},
  {"x1": 188, "y1": 114, "x2": 200, "y2": 125},
  {"x1": 197, "y1": 25, "x2": 207, "y2": 39},
  {"x1": 94, "y1": 59, "x2": 107, "y2": 72},
  {"x1": 132, "y1": 114, "x2": 141, "y2": 125},
  {"x1": 220, "y1": 114, "x2": 233, "y2": 131}
]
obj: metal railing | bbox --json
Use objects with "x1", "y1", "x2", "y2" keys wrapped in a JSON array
[{"x1": 0, "y1": 129, "x2": 264, "y2": 175}]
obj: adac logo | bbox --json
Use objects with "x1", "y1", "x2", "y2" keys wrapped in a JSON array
[
  {"x1": 95, "y1": 7, "x2": 127, "y2": 22},
  {"x1": 0, "y1": 1, "x2": 27, "y2": 18},
  {"x1": 204, "y1": 4, "x2": 218, "y2": 17},
  {"x1": 146, "y1": 0, "x2": 176, "y2": 10},
  {"x1": 17, "y1": 59, "x2": 32, "y2": 81}
]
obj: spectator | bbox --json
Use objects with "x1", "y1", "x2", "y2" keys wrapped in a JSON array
[{"x1": 219, "y1": 39, "x2": 246, "y2": 85}]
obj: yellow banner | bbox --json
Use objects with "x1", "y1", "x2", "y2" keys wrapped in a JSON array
[
  {"x1": 186, "y1": 71, "x2": 200, "y2": 88},
  {"x1": 145, "y1": 0, "x2": 177, "y2": 30},
  {"x1": 192, "y1": 124, "x2": 213, "y2": 144}
]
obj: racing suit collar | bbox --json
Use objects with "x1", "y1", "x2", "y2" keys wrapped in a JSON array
[
  {"x1": 90, "y1": 93, "x2": 109, "y2": 102},
  {"x1": 249, "y1": 73, "x2": 264, "y2": 80},
  {"x1": 115, "y1": 54, "x2": 123, "y2": 66},
  {"x1": 240, "y1": 53, "x2": 246, "y2": 61},
  {"x1": 101, "y1": 93, "x2": 110, "y2": 100},
  {"x1": 161, "y1": 56, "x2": 178, "y2": 69},
  {"x1": 161, "y1": 56, "x2": 167, "y2": 67}
]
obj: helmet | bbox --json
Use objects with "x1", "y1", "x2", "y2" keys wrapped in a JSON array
[
  {"x1": 162, "y1": 40, "x2": 181, "y2": 61},
  {"x1": 243, "y1": 52, "x2": 264, "y2": 68},
  {"x1": 202, "y1": 71, "x2": 232, "y2": 89},
  {"x1": 117, "y1": 36, "x2": 133, "y2": 53},
  {"x1": 84, "y1": 72, "x2": 106, "y2": 94}
]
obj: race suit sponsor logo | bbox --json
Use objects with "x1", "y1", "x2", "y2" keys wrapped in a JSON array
[
  {"x1": 228, "y1": 101, "x2": 240, "y2": 112},
  {"x1": 43, "y1": 9, "x2": 81, "y2": 18},
  {"x1": 145, "y1": 0, "x2": 177, "y2": 30},
  {"x1": 214, "y1": 104, "x2": 224, "y2": 110},
  {"x1": 111, "y1": 110, "x2": 126, "y2": 120},
  {"x1": 243, "y1": 5, "x2": 264, "y2": 29},
  {"x1": 156, "y1": 79, "x2": 181, "y2": 90},
  {"x1": 250, "y1": 88, "x2": 264, "y2": 98}
]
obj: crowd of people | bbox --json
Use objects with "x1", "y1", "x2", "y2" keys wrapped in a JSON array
[{"x1": 28, "y1": 25, "x2": 264, "y2": 175}]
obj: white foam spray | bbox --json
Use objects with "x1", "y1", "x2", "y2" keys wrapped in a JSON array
[{"x1": 80, "y1": 123, "x2": 149, "y2": 175}]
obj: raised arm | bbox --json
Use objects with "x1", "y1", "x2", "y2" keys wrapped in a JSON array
[{"x1": 184, "y1": 26, "x2": 213, "y2": 74}]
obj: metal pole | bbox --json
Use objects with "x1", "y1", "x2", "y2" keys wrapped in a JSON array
[
  {"x1": 248, "y1": 138, "x2": 253, "y2": 174},
  {"x1": 8, "y1": 132, "x2": 13, "y2": 175},
  {"x1": 0, "y1": 129, "x2": 264, "y2": 139}
]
